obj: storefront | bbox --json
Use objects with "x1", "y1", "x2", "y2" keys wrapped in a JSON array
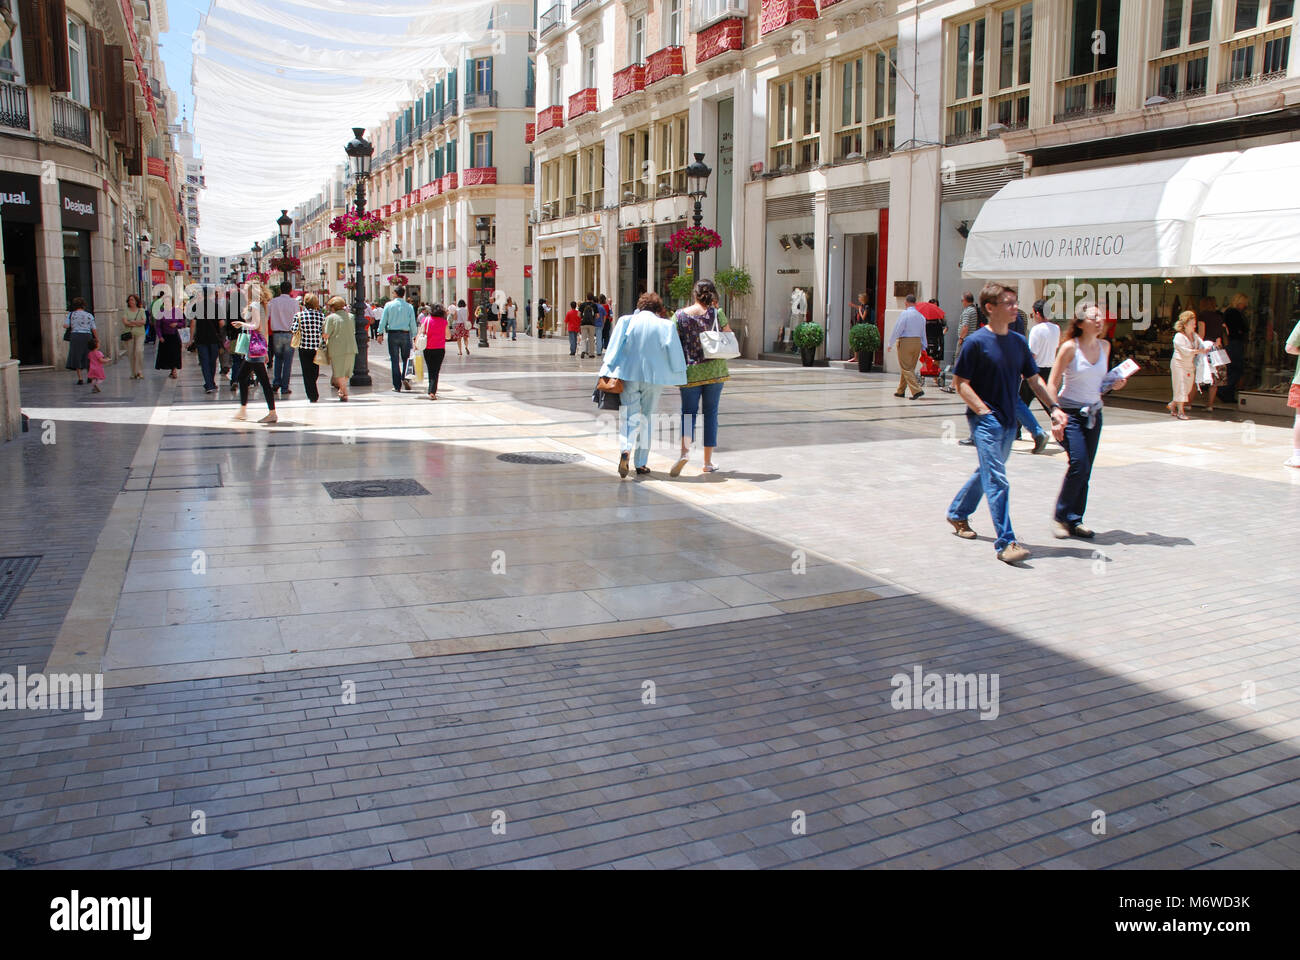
[
  {"x1": 1, "y1": 172, "x2": 42, "y2": 366},
  {"x1": 963, "y1": 141, "x2": 1300, "y2": 412},
  {"x1": 60, "y1": 181, "x2": 99, "y2": 314},
  {"x1": 617, "y1": 227, "x2": 648, "y2": 317},
  {"x1": 763, "y1": 194, "x2": 815, "y2": 354}
]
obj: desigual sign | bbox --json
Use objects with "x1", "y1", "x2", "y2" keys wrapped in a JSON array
[
  {"x1": 59, "y1": 181, "x2": 99, "y2": 231},
  {"x1": 0, "y1": 172, "x2": 41, "y2": 224}
]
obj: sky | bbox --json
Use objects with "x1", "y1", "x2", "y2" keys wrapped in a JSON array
[{"x1": 159, "y1": 0, "x2": 204, "y2": 136}]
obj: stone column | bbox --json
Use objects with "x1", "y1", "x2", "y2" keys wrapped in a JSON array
[{"x1": 0, "y1": 225, "x2": 19, "y2": 440}]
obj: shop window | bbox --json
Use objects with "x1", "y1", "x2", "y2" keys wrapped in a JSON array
[
  {"x1": 580, "y1": 143, "x2": 604, "y2": 211},
  {"x1": 655, "y1": 113, "x2": 688, "y2": 195},
  {"x1": 948, "y1": 5, "x2": 1032, "y2": 144},
  {"x1": 620, "y1": 126, "x2": 650, "y2": 201},
  {"x1": 1221, "y1": 0, "x2": 1293, "y2": 91},
  {"x1": 1149, "y1": 0, "x2": 1211, "y2": 100},
  {"x1": 1057, "y1": 0, "x2": 1119, "y2": 119}
]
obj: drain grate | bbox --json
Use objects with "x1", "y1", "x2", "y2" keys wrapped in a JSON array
[
  {"x1": 323, "y1": 479, "x2": 431, "y2": 499},
  {"x1": 496, "y1": 452, "x2": 586, "y2": 465},
  {"x1": 0, "y1": 556, "x2": 41, "y2": 619}
]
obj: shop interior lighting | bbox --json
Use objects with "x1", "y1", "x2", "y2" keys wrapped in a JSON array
[
  {"x1": 792, "y1": 234, "x2": 804, "y2": 249},
  {"x1": 779, "y1": 235, "x2": 791, "y2": 251}
]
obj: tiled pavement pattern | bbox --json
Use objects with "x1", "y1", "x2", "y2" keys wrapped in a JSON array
[{"x1": 2, "y1": 337, "x2": 1299, "y2": 868}]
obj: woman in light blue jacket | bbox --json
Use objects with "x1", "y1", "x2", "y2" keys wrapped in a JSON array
[{"x1": 599, "y1": 291, "x2": 686, "y2": 477}]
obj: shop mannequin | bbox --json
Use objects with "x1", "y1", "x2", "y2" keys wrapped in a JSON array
[{"x1": 790, "y1": 288, "x2": 807, "y2": 325}]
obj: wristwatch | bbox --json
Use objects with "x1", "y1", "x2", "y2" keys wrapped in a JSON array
[{"x1": 1047, "y1": 403, "x2": 1062, "y2": 414}]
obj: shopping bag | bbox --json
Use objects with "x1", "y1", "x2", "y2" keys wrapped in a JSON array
[
  {"x1": 178, "y1": 328, "x2": 191, "y2": 346},
  {"x1": 234, "y1": 331, "x2": 251, "y2": 357},
  {"x1": 403, "y1": 357, "x2": 415, "y2": 381}
]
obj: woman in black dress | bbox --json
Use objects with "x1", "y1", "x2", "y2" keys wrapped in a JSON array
[{"x1": 154, "y1": 299, "x2": 185, "y2": 378}]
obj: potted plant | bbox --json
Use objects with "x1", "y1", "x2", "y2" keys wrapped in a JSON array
[
  {"x1": 792, "y1": 322, "x2": 824, "y2": 367},
  {"x1": 667, "y1": 270, "x2": 694, "y2": 309},
  {"x1": 714, "y1": 265, "x2": 753, "y2": 352},
  {"x1": 849, "y1": 322, "x2": 882, "y2": 372}
]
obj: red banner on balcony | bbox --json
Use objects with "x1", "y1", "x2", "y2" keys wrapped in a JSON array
[
  {"x1": 645, "y1": 46, "x2": 685, "y2": 85},
  {"x1": 568, "y1": 87, "x2": 598, "y2": 119},
  {"x1": 536, "y1": 104, "x2": 564, "y2": 134},
  {"x1": 525, "y1": 122, "x2": 536, "y2": 144},
  {"x1": 146, "y1": 157, "x2": 169, "y2": 183},
  {"x1": 462, "y1": 167, "x2": 497, "y2": 186},
  {"x1": 419, "y1": 183, "x2": 439, "y2": 202},
  {"x1": 697, "y1": 18, "x2": 746, "y2": 64},
  {"x1": 613, "y1": 64, "x2": 647, "y2": 100},
  {"x1": 441, "y1": 173, "x2": 458, "y2": 192},
  {"x1": 383, "y1": 204, "x2": 392, "y2": 217},
  {"x1": 760, "y1": 0, "x2": 819, "y2": 35},
  {"x1": 393, "y1": 198, "x2": 404, "y2": 212}
]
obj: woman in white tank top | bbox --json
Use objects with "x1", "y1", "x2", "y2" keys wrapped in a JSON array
[{"x1": 1047, "y1": 301, "x2": 1127, "y2": 539}]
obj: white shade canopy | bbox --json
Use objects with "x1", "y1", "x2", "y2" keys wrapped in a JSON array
[
  {"x1": 1188, "y1": 141, "x2": 1300, "y2": 275},
  {"x1": 962, "y1": 153, "x2": 1238, "y2": 279}
]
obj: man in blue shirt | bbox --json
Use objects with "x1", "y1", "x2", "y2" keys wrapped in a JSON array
[
  {"x1": 947, "y1": 282, "x2": 1068, "y2": 564},
  {"x1": 886, "y1": 294, "x2": 928, "y2": 399},
  {"x1": 376, "y1": 286, "x2": 418, "y2": 392}
]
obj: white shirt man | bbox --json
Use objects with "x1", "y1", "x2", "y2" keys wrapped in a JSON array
[{"x1": 1027, "y1": 300, "x2": 1061, "y2": 378}]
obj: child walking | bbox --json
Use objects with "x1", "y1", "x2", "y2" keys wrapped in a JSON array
[{"x1": 86, "y1": 336, "x2": 106, "y2": 393}]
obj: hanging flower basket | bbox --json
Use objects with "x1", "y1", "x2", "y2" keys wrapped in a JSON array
[
  {"x1": 386, "y1": 273, "x2": 410, "y2": 286},
  {"x1": 269, "y1": 255, "x2": 301, "y2": 273},
  {"x1": 329, "y1": 210, "x2": 387, "y2": 242},
  {"x1": 344, "y1": 279, "x2": 356, "y2": 289},
  {"x1": 467, "y1": 258, "x2": 497, "y2": 277},
  {"x1": 666, "y1": 227, "x2": 723, "y2": 254},
  {"x1": 243, "y1": 271, "x2": 270, "y2": 284}
]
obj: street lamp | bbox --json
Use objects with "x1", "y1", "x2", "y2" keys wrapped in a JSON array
[
  {"x1": 686, "y1": 152, "x2": 712, "y2": 229},
  {"x1": 319, "y1": 267, "x2": 327, "y2": 294},
  {"x1": 345, "y1": 126, "x2": 375, "y2": 386},
  {"x1": 251, "y1": 241, "x2": 262, "y2": 273},
  {"x1": 475, "y1": 215, "x2": 491, "y2": 348},
  {"x1": 277, "y1": 209, "x2": 292, "y2": 285}
]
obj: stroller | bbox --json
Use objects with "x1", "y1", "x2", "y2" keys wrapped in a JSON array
[{"x1": 919, "y1": 350, "x2": 953, "y2": 391}]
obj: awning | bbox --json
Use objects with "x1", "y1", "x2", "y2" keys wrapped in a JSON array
[
  {"x1": 1188, "y1": 141, "x2": 1300, "y2": 275},
  {"x1": 962, "y1": 153, "x2": 1237, "y2": 279}
]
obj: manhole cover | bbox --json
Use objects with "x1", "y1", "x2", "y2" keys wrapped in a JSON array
[
  {"x1": 496, "y1": 452, "x2": 586, "y2": 465},
  {"x1": 0, "y1": 556, "x2": 41, "y2": 619},
  {"x1": 322, "y1": 479, "x2": 431, "y2": 499}
]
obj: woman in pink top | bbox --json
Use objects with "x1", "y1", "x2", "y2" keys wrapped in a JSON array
[{"x1": 421, "y1": 303, "x2": 449, "y2": 398}]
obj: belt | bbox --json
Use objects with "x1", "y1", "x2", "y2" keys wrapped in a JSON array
[{"x1": 1061, "y1": 399, "x2": 1103, "y2": 428}]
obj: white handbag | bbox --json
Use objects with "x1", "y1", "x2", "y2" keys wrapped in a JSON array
[{"x1": 700, "y1": 311, "x2": 740, "y2": 360}]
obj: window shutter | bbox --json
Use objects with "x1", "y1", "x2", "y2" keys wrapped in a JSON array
[
  {"x1": 449, "y1": 69, "x2": 457, "y2": 99},
  {"x1": 88, "y1": 26, "x2": 106, "y2": 112},
  {"x1": 465, "y1": 63, "x2": 473, "y2": 95},
  {"x1": 49, "y1": 0, "x2": 71, "y2": 93},
  {"x1": 17, "y1": 0, "x2": 50, "y2": 86},
  {"x1": 486, "y1": 131, "x2": 493, "y2": 168},
  {"x1": 447, "y1": 140, "x2": 456, "y2": 173},
  {"x1": 105, "y1": 44, "x2": 125, "y2": 135},
  {"x1": 485, "y1": 57, "x2": 493, "y2": 92}
]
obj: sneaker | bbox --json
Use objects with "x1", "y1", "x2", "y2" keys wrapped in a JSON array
[
  {"x1": 618, "y1": 453, "x2": 629, "y2": 478},
  {"x1": 1071, "y1": 524, "x2": 1095, "y2": 538},
  {"x1": 1285, "y1": 455, "x2": 1300, "y2": 469},
  {"x1": 1032, "y1": 433, "x2": 1049, "y2": 454},
  {"x1": 958, "y1": 438, "x2": 975, "y2": 446},
  {"x1": 948, "y1": 517, "x2": 977, "y2": 539},
  {"x1": 1051, "y1": 520, "x2": 1072, "y2": 539},
  {"x1": 893, "y1": 391, "x2": 905, "y2": 398},
  {"x1": 911, "y1": 390, "x2": 925, "y2": 400},
  {"x1": 997, "y1": 542, "x2": 1030, "y2": 564}
]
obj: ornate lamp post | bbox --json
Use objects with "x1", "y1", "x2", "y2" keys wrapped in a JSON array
[
  {"x1": 686, "y1": 152, "x2": 712, "y2": 230},
  {"x1": 251, "y1": 241, "x2": 262, "y2": 273},
  {"x1": 345, "y1": 127, "x2": 375, "y2": 386},
  {"x1": 474, "y1": 216, "x2": 493, "y2": 348},
  {"x1": 319, "y1": 267, "x2": 327, "y2": 296},
  {"x1": 276, "y1": 209, "x2": 292, "y2": 285}
]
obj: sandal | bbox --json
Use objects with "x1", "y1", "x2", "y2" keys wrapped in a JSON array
[
  {"x1": 702, "y1": 463, "x2": 719, "y2": 473},
  {"x1": 1176, "y1": 413, "x2": 1190, "y2": 420},
  {"x1": 670, "y1": 455, "x2": 689, "y2": 478}
]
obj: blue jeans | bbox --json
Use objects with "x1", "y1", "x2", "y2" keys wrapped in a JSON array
[
  {"x1": 196, "y1": 342, "x2": 220, "y2": 390},
  {"x1": 387, "y1": 331, "x2": 411, "y2": 389},
  {"x1": 568, "y1": 330, "x2": 578, "y2": 354},
  {"x1": 271, "y1": 332, "x2": 294, "y2": 391},
  {"x1": 948, "y1": 414, "x2": 1019, "y2": 551},
  {"x1": 1056, "y1": 407, "x2": 1103, "y2": 526},
  {"x1": 229, "y1": 354, "x2": 243, "y2": 385},
  {"x1": 680, "y1": 381, "x2": 724, "y2": 448},
  {"x1": 593, "y1": 324, "x2": 603, "y2": 353},
  {"x1": 1015, "y1": 397, "x2": 1046, "y2": 439},
  {"x1": 507, "y1": 318, "x2": 517, "y2": 339},
  {"x1": 620, "y1": 381, "x2": 664, "y2": 468}
]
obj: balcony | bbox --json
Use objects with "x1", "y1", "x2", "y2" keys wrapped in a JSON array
[
  {"x1": 568, "y1": 87, "x2": 598, "y2": 119},
  {"x1": 440, "y1": 172, "x2": 459, "y2": 192},
  {"x1": 437, "y1": 100, "x2": 459, "y2": 125},
  {"x1": 613, "y1": 64, "x2": 646, "y2": 100},
  {"x1": 540, "y1": 3, "x2": 565, "y2": 38},
  {"x1": 645, "y1": 46, "x2": 685, "y2": 86},
  {"x1": 572, "y1": 0, "x2": 598, "y2": 15},
  {"x1": 1054, "y1": 68, "x2": 1117, "y2": 122},
  {"x1": 464, "y1": 90, "x2": 498, "y2": 110},
  {"x1": 462, "y1": 167, "x2": 497, "y2": 186},
  {"x1": 526, "y1": 88, "x2": 536, "y2": 107},
  {"x1": 146, "y1": 156, "x2": 171, "y2": 185},
  {"x1": 525, "y1": 122, "x2": 536, "y2": 144},
  {"x1": 51, "y1": 95, "x2": 91, "y2": 146},
  {"x1": 696, "y1": 18, "x2": 745, "y2": 65},
  {"x1": 1219, "y1": 26, "x2": 1291, "y2": 93},
  {"x1": 759, "y1": 0, "x2": 817, "y2": 37},
  {"x1": 418, "y1": 181, "x2": 441, "y2": 202},
  {"x1": 536, "y1": 104, "x2": 564, "y2": 134},
  {"x1": 0, "y1": 80, "x2": 29, "y2": 131}
]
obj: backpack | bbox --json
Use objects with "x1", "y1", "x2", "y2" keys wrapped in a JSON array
[{"x1": 581, "y1": 301, "x2": 596, "y2": 324}]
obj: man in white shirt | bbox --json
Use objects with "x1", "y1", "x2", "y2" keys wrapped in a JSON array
[
  {"x1": 1027, "y1": 299, "x2": 1061, "y2": 382},
  {"x1": 267, "y1": 282, "x2": 299, "y2": 396}
]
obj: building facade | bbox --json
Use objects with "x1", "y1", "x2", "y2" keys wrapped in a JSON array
[
  {"x1": 0, "y1": 0, "x2": 182, "y2": 440},
  {"x1": 296, "y1": 164, "x2": 348, "y2": 302},
  {"x1": 532, "y1": 0, "x2": 1300, "y2": 379}
]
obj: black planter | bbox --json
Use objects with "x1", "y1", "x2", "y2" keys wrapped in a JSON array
[
  {"x1": 857, "y1": 354, "x2": 874, "y2": 373},
  {"x1": 800, "y1": 348, "x2": 816, "y2": 367}
]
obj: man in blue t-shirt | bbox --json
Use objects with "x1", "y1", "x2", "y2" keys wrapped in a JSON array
[{"x1": 947, "y1": 282, "x2": 1068, "y2": 564}]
